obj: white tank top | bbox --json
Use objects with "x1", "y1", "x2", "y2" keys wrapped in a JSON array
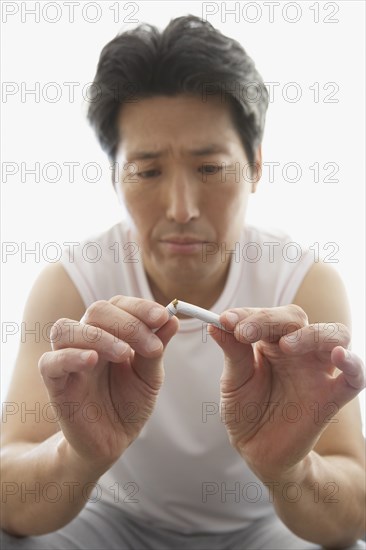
[{"x1": 60, "y1": 221, "x2": 314, "y2": 534}]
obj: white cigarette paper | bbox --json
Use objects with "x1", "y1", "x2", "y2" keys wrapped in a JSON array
[{"x1": 165, "y1": 299, "x2": 231, "y2": 332}]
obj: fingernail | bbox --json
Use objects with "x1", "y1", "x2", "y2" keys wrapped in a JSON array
[
  {"x1": 149, "y1": 307, "x2": 164, "y2": 322},
  {"x1": 147, "y1": 334, "x2": 162, "y2": 352},
  {"x1": 81, "y1": 351, "x2": 92, "y2": 362},
  {"x1": 225, "y1": 312, "x2": 239, "y2": 327},
  {"x1": 113, "y1": 341, "x2": 128, "y2": 356}
]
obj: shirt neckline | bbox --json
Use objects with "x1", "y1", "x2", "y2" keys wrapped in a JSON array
[{"x1": 126, "y1": 225, "x2": 244, "y2": 333}]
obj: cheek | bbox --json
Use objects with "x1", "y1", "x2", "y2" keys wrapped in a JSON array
[
  {"x1": 123, "y1": 186, "x2": 147, "y2": 215},
  {"x1": 207, "y1": 187, "x2": 247, "y2": 242},
  {"x1": 122, "y1": 189, "x2": 160, "y2": 234},
  {"x1": 207, "y1": 183, "x2": 246, "y2": 219}
]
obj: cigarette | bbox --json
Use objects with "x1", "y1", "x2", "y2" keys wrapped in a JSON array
[{"x1": 165, "y1": 299, "x2": 232, "y2": 332}]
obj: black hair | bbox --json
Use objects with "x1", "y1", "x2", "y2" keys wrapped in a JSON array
[{"x1": 87, "y1": 15, "x2": 268, "y2": 167}]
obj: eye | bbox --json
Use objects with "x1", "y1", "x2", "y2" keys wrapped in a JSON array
[
  {"x1": 136, "y1": 169, "x2": 161, "y2": 179},
  {"x1": 198, "y1": 164, "x2": 223, "y2": 175}
]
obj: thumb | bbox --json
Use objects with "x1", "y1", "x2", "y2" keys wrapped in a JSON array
[
  {"x1": 154, "y1": 315, "x2": 180, "y2": 348},
  {"x1": 129, "y1": 316, "x2": 179, "y2": 389},
  {"x1": 207, "y1": 324, "x2": 255, "y2": 392}
]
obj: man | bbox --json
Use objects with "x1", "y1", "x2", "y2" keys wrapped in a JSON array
[{"x1": 1, "y1": 14, "x2": 365, "y2": 550}]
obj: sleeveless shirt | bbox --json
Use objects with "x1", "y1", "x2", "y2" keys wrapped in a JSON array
[{"x1": 60, "y1": 221, "x2": 314, "y2": 533}]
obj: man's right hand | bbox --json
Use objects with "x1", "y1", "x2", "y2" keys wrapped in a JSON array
[{"x1": 38, "y1": 296, "x2": 179, "y2": 475}]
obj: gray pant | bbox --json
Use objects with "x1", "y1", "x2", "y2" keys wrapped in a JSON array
[{"x1": 1, "y1": 500, "x2": 365, "y2": 550}]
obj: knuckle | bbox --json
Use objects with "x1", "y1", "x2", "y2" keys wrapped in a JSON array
[
  {"x1": 83, "y1": 300, "x2": 109, "y2": 324},
  {"x1": 38, "y1": 351, "x2": 50, "y2": 375},
  {"x1": 50, "y1": 318, "x2": 79, "y2": 347},
  {"x1": 108, "y1": 295, "x2": 125, "y2": 306},
  {"x1": 258, "y1": 308, "x2": 273, "y2": 326},
  {"x1": 50, "y1": 318, "x2": 68, "y2": 343},
  {"x1": 289, "y1": 304, "x2": 308, "y2": 325}
]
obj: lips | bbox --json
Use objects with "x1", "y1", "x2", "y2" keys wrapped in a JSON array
[
  {"x1": 160, "y1": 235, "x2": 207, "y2": 244},
  {"x1": 159, "y1": 237, "x2": 208, "y2": 254},
  {"x1": 160, "y1": 236, "x2": 207, "y2": 244}
]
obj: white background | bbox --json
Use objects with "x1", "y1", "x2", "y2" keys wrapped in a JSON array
[{"x1": 1, "y1": 1, "x2": 365, "y2": 432}]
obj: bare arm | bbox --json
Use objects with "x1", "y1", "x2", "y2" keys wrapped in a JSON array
[
  {"x1": 271, "y1": 262, "x2": 366, "y2": 547},
  {"x1": 0, "y1": 263, "x2": 98, "y2": 535},
  {"x1": 1, "y1": 435, "x2": 105, "y2": 536}
]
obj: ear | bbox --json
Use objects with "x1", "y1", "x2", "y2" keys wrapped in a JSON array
[{"x1": 251, "y1": 145, "x2": 262, "y2": 193}]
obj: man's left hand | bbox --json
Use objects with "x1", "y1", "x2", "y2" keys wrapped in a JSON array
[{"x1": 208, "y1": 304, "x2": 365, "y2": 482}]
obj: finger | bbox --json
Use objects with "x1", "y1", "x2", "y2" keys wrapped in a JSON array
[
  {"x1": 50, "y1": 318, "x2": 132, "y2": 362},
  {"x1": 39, "y1": 348, "x2": 98, "y2": 395},
  {"x1": 207, "y1": 324, "x2": 255, "y2": 392},
  {"x1": 153, "y1": 314, "x2": 180, "y2": 347},
  {"x1": 128, "y1": 316, "x2": 179, "y2": 390},
  {"x1": 331, "y1": 347, "x2": 366, "y2": 391},
  {"x1": 108, "y1": 295, "x2": 172, "y2": 335},
  {"x1": 81, "y1": 298, "x2": 170, "y2": 357},
  {"x1": 280, "y1": 323, "x2": 351, "y2": 355},
  {"x1": 219, "y1": 304, "x2": 308, "y2": 344}
]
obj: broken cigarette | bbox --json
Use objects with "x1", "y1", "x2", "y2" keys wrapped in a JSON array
[{"x1": 165, "y1": 299, "x2": 232, "y2": 332}]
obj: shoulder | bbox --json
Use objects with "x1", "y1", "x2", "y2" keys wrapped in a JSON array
[
  {"x1": 293, "y1": 262, "x2": 351, "y2": 327},
  {"x1": 59, "y1": 220, "x2": 137, "y2": 306},
  {"x1": 23, "y1": 261, "x2": 86, "y2": 324}
]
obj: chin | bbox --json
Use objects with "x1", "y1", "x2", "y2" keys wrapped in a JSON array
[{"x1": 168, "y1": 260, "x2": 214, "y2": 279}]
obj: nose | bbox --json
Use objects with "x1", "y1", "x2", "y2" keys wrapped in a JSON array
[{"x1": 165, "y1": 170, "x2": 200, "y2": 224}]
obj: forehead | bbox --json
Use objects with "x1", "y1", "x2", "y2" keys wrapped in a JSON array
[{"x1": 116, "y1": 94, "x2": 244, "y2": 160}]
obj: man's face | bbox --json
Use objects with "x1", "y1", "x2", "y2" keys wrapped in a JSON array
[{"x1": 115, "y1": 94, "x2": 260, "y2": 295}]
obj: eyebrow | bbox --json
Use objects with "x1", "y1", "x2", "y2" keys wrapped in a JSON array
[{"x1": 127, "y1": 144, "x2": 230, "y2": 161}]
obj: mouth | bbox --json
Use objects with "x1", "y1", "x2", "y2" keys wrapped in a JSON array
[{"x1": 159, "y1": 238, "x2": 209, "y2": 254}]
